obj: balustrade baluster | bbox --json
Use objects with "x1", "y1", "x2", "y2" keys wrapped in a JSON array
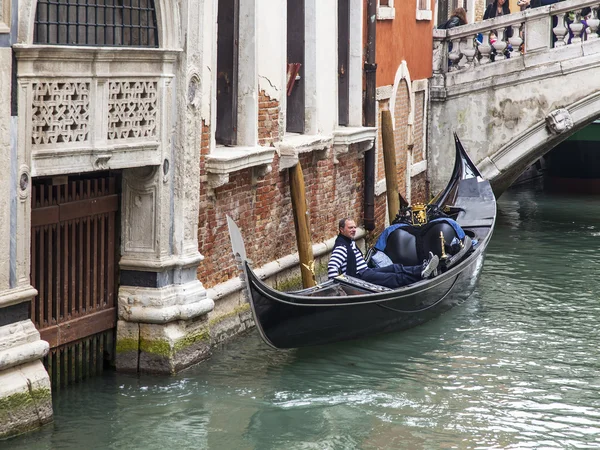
[
  {"x1": 587, "y1": 7, "x2": 600, "y2": 40},
  {"x1": 448, "y1": 38, "x2": 462, "y2": 71},
  {"x1": 569, "y1": 13, "x2": 584, "y2": 44},
  {"x1": 461, "y1": 36, "x2": 478, "y2": 70},
  {"x1": 508, "y1": 24, "x2": 523, "y2": 59},
  {"x1": 553, "y1": 13, "x2": 568, "y2": 47},
  {"x1": 478, "y1": 31, "x2": 492, "y2": 65},
  {"x1": 492, "y1": 29, "x2": 508, "y2": 61}
]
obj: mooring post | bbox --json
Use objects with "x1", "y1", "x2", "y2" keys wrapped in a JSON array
[
  {"x1": 381, "y1": 109, "x2": 400, "y2": 223},
  {"x1": 289, "y1": 162, "x2": 316, "y2": 288}
]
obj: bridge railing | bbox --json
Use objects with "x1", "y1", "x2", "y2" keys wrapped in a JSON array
[{"x1": 433, "y1": 0, "x2": 600, "y2": 75}]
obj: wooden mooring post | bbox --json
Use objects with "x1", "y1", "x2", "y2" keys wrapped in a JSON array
[
  {"x1": 381, "y1": 109, "x2": 400, "y2": 223},
  {"x1": 289, "y1": 162, "x2": 316, "y2": 288}
]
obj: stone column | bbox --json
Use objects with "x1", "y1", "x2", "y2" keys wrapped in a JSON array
[
  {"x1": 115, "y1": 0, "x2": 216, "y2": 374},
  {"x1": 116, "y1": 165, "x2": 214, "y2": 375},
  {"x1": 0, "y1": 20, "x2": 53, "y2": 438}
]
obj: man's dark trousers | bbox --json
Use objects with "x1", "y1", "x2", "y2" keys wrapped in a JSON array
[{"x1": 358, "y1": 264, "x2": 421, "y2": 289}]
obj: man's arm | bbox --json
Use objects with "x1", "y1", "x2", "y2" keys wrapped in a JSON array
[{"x1": 328, "y1": 246, "x2": 347, "y2": 278}]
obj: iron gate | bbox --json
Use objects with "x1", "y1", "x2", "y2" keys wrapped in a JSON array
[{"x1": 30, "y1": 172, "x2": 119, "y2": 388}]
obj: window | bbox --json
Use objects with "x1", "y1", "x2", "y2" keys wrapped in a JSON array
[
  {"x1": 338, "y1": 0, "x2": 350, "y2": 126},
  {"x1": 287, "y1": 0, "x2": 305, "y2": 133},
  {"x1": 216, "y1": 0, "x2": 239, "y2": 145},
  {"x1": 34, "y1": 0, "x2": 158, "y2": 47},
  {"x1": 417, "y1": 0, "x2": 432, "y2": 21},
  {"x1": 377, "y1": 0, "x2": 395, "y2": 20}
]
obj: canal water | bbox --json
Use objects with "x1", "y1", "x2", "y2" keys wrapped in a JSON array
[{"x1": 7, "y1": 181, "x2": 600, "y2": 449}]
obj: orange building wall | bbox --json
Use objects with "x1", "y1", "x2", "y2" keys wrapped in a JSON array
[{"x1": 367, "y1": 0, "x2": 435, "y2": 86}]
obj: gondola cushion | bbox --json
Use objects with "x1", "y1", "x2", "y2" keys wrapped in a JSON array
[{"x1": 373, "y1": 218, "x2": 465, "y2": 267}]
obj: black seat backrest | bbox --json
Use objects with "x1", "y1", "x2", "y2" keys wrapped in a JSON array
[
  {"x1": 383, "y1": 227, "x2": 420, "y2": 266},
  {"x1": 382, "y1": 221, "x2": 460, "y2": 266}
]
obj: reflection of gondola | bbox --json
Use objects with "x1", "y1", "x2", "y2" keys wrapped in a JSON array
[{"x1": 227, "y1": 135, "x2": 497, "y2": 349}]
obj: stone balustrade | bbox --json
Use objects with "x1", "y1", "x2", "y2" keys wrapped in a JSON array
[{"x1": 433, "y1": 0, "x2": 600, "y2": 81}]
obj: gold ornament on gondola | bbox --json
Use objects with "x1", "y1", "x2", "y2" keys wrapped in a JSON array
[
  {"x1": 410, "y1": 203, "x2": 428, "y2": 226},
  {"x1": 439, "y1": 231, "x2": 447, "y2": 260},
  {"x1": 302, "y1": 260, "x2": 316, "y2": 278}
]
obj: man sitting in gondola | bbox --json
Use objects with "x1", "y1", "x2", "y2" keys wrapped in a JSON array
[{"x1": 327, "y1": 218, "x2": 440, "y2": 289}]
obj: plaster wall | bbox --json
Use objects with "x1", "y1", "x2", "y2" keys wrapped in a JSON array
[
  {"x1": 375, "y1": 0, "x2": 435, "y2": 86},
  {"x1": 315, "y1": 1, "x2": 338, "y2": 135},
  {"x1": 257, "y1": 0, "x2": 285, "y2": 102}
]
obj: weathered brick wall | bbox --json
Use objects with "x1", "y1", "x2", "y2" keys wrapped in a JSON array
[
  {"x1": 258, "y1": 91, "x2": 280, "y2": 146},
  {"x1": 376, "y1": 100, "x2": 387, "y2": 183},
  {"x1": 475, "y1": 0, "x2": 486, "y2": 22},
  {"x1": 413, "y1": 91, "x2": 425, "y2": 164},
  {"x1": 411, "y1": 172, "x2": 429, "y2": 204},
  {"x1": 394, "y1": 80, "x2": 410, "y2": 201},
  {"x1": 197, "y1": 144, "x2": 365, "y2": 289}
]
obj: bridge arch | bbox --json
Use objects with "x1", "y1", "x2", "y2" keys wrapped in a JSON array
[
  {"x1": 479, "y1": 93, "x2": 600, "y2": 194},
  {"x1": 428, "y1": 0, "x2": 600, "y2": 196}
]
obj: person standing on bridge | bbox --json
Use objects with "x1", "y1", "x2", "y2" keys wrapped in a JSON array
[
  {"x1": 438, "y1": 7, "x2": 467, "y2": 30},
  {"x1": 519, "y1": 0, "x2": 563, "y2": 7}
]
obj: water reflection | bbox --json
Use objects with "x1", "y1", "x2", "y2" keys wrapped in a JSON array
[{"x1": 6, "y1": 184, "x2": 600, "y2": 449}]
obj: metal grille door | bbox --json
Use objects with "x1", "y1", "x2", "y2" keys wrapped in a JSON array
[{"x1": 30, "y1": 173, "x2": 119, "y2": 388}]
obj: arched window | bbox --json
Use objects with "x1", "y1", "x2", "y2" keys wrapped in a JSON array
[{"x1": 34, "y1": 0, "x2": 159, "y2": 47}]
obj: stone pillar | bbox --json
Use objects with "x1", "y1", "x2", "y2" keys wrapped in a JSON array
[
  {"x1": 115, "y1": 165, "x2": 214, "y2": 374},
  {"x1": 0, "y1": 21, "x2": 53, "y2": 438}
]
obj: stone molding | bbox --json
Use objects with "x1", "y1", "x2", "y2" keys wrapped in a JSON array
[
  {"x1": 332, "y1": 127, "x2": 378, "y2": 163},
  {"x1": 118, "y1": 281, "x2": 214, "y2": 324},
  {"x1": 277, "y1": 133, "x2": 332, "y2": 170},
  {"x1": 0, "y1": 285, "x2": 38, "y2": 309},
  {"x1": 0, "y1": 320, "x2": 49, "y2": 371},
  {"x1": 205, "y1": 146, "x2": 276, "y2": 188}
]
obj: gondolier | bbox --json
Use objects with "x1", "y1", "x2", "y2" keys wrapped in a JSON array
[{"x1": 328, "y1": 218, "x2": 439, "y2": 289}]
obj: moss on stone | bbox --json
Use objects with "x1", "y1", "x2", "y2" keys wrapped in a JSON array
[
  {"x1": 276, "y1": 275, "x2": 303, "y2": 292},
  {"x1": 0, "y1": 388, "x2": 51, "y2": 423},
  {"x1": 140, "y1": 338, "x2": 173, "y2": 358},
  {"x1": 173, "y1": 330, "x2": 210, "y2": 353},
  {"x1": 139, "y1": 329, "x2": 211, "y2": 358},
  {"x1": 115, "y1": 337, "x2": 140, "y2": 354},
  {"x1": 208, "y1": 304, "x2": 250, "y2": 327}
]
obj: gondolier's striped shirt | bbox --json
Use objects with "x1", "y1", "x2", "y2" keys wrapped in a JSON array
[{"x1": 328, "y1": 241, "x2": 368, "y2": 278}]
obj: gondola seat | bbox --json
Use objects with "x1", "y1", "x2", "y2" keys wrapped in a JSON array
[{"x1": 370, "y1": 218, "x2": 466, "y2": 267}]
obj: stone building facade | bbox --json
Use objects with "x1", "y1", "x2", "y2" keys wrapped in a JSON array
[
  {"x1": 0, "y1": 0, "x2": 437, "y2": 439},
  {"x1": 0, "y1": 0, "x2": 214, "y2": 438}
]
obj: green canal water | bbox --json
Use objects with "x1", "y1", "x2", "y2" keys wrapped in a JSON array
[{"x1": 6, "y1": 182, "x2": 600, "y2": 449}]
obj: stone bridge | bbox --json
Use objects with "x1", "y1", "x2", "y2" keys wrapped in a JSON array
[{"x1": 429, "y1": 0, "x2": 600, "y2": 195}]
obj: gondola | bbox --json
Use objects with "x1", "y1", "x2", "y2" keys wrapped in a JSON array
[{"x1": 227, "y1": 135, "x2": 496, "y2": 349}]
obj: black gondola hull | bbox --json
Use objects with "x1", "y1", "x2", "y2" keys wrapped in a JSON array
[
  {"x1": 229, "y1": 135, "x2": 496, "y2": 349},
  {"x1": 246, "y1": 245, "x2": 486, "y2": 349}
]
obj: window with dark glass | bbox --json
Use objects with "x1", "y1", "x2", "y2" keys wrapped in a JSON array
[
  {"x1": 286, "y1": 0, "x2": 305, "y2": 134},
  {"x1": 338, "y1": 0, "x2": 350, "y2": 126},
  {"x1": 216, "y1": 0, "x2": 239, "y2": 146},
  {"x1": 34, "y1": 0, "x2": 158, "y2": 47}
]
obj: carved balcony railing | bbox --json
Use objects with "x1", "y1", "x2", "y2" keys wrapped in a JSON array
[{"x1": 432, "y1": 0, "x2": 600, "y2": 98}]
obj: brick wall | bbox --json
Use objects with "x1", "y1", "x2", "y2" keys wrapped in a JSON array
[
  {"x1": 394, "y1": 80, "x2": 410, "y2": 201},
  {"x1": 258, "y1": 91, "x2": 280, "y2": 147},
  {"x1": 413, "y1": 91, "x2": 425, "y2": 164},
  {"x1": 411, "y1": 171, "x2": 429, "y2": 204},
  {"x1": 197, "y1": 145, "x2": 365, "y2": 289}
]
